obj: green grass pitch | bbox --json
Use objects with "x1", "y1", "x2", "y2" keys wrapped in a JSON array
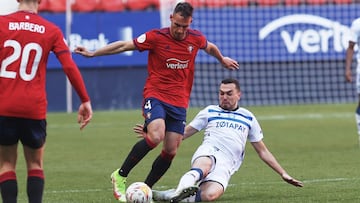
[{"x1": 13, "y1": 103, "x2": 360, "y2": 202}]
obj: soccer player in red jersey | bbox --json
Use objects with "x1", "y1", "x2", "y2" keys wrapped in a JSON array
[
  {"x1": 0, "y1": 0, "x2": 93, "y2": 202},
  {"x1": 75, "y1": 2, "x2": 238, "y2": 202}
]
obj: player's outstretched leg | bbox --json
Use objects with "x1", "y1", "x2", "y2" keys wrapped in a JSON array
[
  {"x1": 152, "y1": 188, "x2": 175, "y2": 201},
  {"x1": 170, "y1": 186, "x2": 198, "y2": 203},
  {"x1": 111, "y1": 169, "x2": 127, "y2": 202}
]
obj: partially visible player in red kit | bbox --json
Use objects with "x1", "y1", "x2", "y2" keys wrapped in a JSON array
[
  {"x1": 0, "y1": 0, "x2": 93, "y2": 203},
  {"x1": 75, "y1": 2, "x2": 238, "y2": 202}
]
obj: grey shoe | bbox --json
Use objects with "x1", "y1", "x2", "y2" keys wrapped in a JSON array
[
  {"x1": 169, "y1": 186, "x2": 199, "y2": 203},
  {"x1": 152, "y1": 188, "x2": 176, "y2": 201}
]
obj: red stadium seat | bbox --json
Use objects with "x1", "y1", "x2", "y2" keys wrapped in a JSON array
[
  {"x1": 333, "y1": 0, "x2": 352, "y2": 4},
  {"x1": 185, "y1": 0, "x2": 207, "y2": 8},
  {"x1": 99, "y1": 0, "x2": 125, "y2": 12},
  {"x1": 47, "y1": 0, "x2": 66, "y2": 12},
  {"x1": 124, "y1": 0, "x2": 160, "y2": 11},
  {"x1": 306, "y1": 0, "x2": 327, "y2": 4},
  {"x1": 228, "y1": 0, "x2": 249, "y2": 7},
  {"x1": 205, "y1": 0, "x2": 228, "y2": 7},
  {"x1": 38, "y1": 0, "x2": 49, "y2": 12},
  {"x1": 284, "y1": 0, "x2": 302, "y2": 6},
  {"x1": 72, "y1": 0, "x2": 100, "y2": 12},
  {"x1": 256, "y1": 0, "x2": 280, "y2": 6}
]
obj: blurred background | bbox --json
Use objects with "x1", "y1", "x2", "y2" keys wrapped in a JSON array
[{"x1": 2, "y1": 0, "x2": 358, "y2": 112}]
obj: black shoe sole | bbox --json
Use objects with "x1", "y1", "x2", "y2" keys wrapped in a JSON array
[{"x1": 169, "y1": 186, "x2": 198, "y2": 203}]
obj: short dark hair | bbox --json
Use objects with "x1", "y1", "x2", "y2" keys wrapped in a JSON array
[
  {"x1": 173, "y1": 2, "x2": 193, "y2": 18},
  {"x1": 221, "y1": 78, "x2": 241, "y2": 91}
]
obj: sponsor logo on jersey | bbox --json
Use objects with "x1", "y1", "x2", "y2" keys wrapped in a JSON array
[
  {"x1": 259, "y1": 14, "x2": 351, "y2": 54},
  {"x1": 215, "y1": 121, "x2": 246, "y2": 132},
  {"x1": 9, "y1": 21, "x2": 45, "y2": 34},
  {"x1": 166, "y1": 58, "x2": 189, "y2": 69}
]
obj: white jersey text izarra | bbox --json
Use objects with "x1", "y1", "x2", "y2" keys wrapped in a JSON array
[{"x1": 189, "y1": 105, "x2": 263, "y2": 171}]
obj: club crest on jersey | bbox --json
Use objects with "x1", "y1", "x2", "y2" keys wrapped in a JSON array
[
  {"x1": 188, "y1": 45, "x2": 194, "y2": 53},
  {"x1": 146, "y1": 112, "x2": 151, "y2": 119},
  {"x1": 137, "y1": 33, "x2": 146, "y2": 43}
]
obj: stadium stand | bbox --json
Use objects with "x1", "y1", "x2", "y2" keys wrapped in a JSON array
[
  {"x1": 306, "y1": 0, "x2": 327, "y2": 4},
  {"x1": 98, "y1": 0, "x2": 125, "y2": 12},
  {"x1": 124, "y1": 0, "x2": 160, "y2": 11},
  {"x1": 38, "y1": 0, "x2": 49, "y2": 11},
  {"x1": 48, "y1": 0, "x2": 67, "y2": 12},
  {"x1": 333, "y1": 0, "x2": 352, "y2": 4},
  {"x1": 205, "y1": 0, "x2": 228, "y2": 8},
  {"x1": 184, "y1": 0, "x2": 207, "y2": 8},
  {"x1": 283, "y1": 0, "x2": 302, "y2": 6},
  {"x1": 37, "y1": 0, "x2": 358, "y2": 13},
  {"x1": 228, "y1": 0, "x2": 250, "y2": 7},
  {"x1": 72, "y1": 0, "x2": 100, "y2": 12},
  {"x1": 256, "y1": 0, "x2": 281, "y2": 6}
]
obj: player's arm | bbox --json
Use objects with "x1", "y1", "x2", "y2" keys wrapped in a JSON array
[
  {"x1": 251, "y1": 140, "x2": 304, "y2": 187},
  {"x1": 183, "y1": 125, "x2": 198, "y2": 140},
  {"x1": 345, "y1": 41, "x2": 355, "y2": 83},
  {"x1": 204, "y1": 41, "x2": 239, "y2": 70},
  {"x1": 133, "y1": 124, "x2": 146, "y2": 138},
  {"x1": 56, "y1": 53, "x2": 93, "y2": 130},
  {"x1": 52, "y1": 30, "x2": 93, "y2": 129},
  {"x1": 75, "y1": 40, "x2": 136, "y2": 57}
]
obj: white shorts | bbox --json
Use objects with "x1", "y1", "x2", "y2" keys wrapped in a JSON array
[{"x1": 191, "y1": 143, "x2": 242, "y2": 191}]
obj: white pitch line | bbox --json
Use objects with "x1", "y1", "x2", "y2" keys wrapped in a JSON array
[
  {"x1": 163, "y1": 177, "x2": 358, "y2": 188},
  {"x1": 42, "y1": 177, "x2": 358, "y2": 194},
  {"x1": 229, "y1": 177, "x2": 359, "y2": 186},
  {"x1": 257, "y1": 112, "x2": 352, "y2": 121},
  {"x1": 301, "y1": 177, "x2": 359, "y2": 183},
  {"x1": 45, "y1": 188, "x2": 110, "y2": 194},
  {"x1": 47, "y1": 112, "x2": 354, "y2": 129}
]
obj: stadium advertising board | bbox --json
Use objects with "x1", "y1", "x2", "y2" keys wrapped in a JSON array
[
  {"x1": 42, "y1": 5, "x2": 357, "y2": 68},
  {"x1": 41, "y1": 11, "x2": 160, "y2": 68}
]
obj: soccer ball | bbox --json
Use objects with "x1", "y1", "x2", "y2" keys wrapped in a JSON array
[{"x1": 125, "y1": 182, "x2": 153, "y2": 203}]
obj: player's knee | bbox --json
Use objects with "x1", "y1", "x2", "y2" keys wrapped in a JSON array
[
  {"x1": 146, "y1": 132, "x2": 165, "y2": 145},
  {"x1": 160, "y1": 150, "x2": 176, "y2": 161},
  {"x1": 200, "y1": 190, "x2": 222, "y2": 202}
]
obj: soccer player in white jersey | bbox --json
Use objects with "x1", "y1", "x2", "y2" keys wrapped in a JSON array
[
  {"x1": 135, "y1": 78, "x2": 303, "y2": 202},
  {"x1": 345, "y1": 17, "x2": 360, "y2": 145}
]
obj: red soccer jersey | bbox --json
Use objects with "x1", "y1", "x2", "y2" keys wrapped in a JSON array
[
  {"x1": 133, "y1": 28, "x2": 207, "y2": 108},
  {"x1": 0, "y1": 11, "x2": 89, "y2": 119}
]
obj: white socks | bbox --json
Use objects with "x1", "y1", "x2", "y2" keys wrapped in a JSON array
[{"x1": 175, "y1": 170, "x2": 201, "y2": 194}]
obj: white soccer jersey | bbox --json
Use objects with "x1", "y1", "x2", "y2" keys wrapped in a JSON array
[
  {"x1": 189, "y1": 105, "x2": 263, "y2": 171},
  {"x1": 349, "y1": 18, "x2": 360, "y2": 62},
  {"x1": 349, "y1": 18, "x2": 360, "y2": 93}
]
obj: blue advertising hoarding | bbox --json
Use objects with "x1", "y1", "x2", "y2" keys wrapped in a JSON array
[
  {"x1": 41, "y1": 11, "x2": 160, "y2": 68},
  {"x1": 41, "y1": 4, "x2": 357, "y2": 68},
  {"x1": 193, "y1": 4, "x2": 357, "y2": 63}
]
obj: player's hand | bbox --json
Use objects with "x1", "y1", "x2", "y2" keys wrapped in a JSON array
[
  {"x1": 345, "y1": 69, "x2": 352, "y2": 83},
  {"x1": 133, "y1": 124, "x2": 146, "y2": 138},
  {"x1": 281, "y1": 173, "x2": 303, "y2": 187},
  {"x1": 221, "y1": 57, "x2": 239, "y2": 70},
  {"x1": 78, "y1": 101, "x2": 93, "y2": 130},
  {"x1": 74, "y1": 46, "x2": 94, "y2": 57}
]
